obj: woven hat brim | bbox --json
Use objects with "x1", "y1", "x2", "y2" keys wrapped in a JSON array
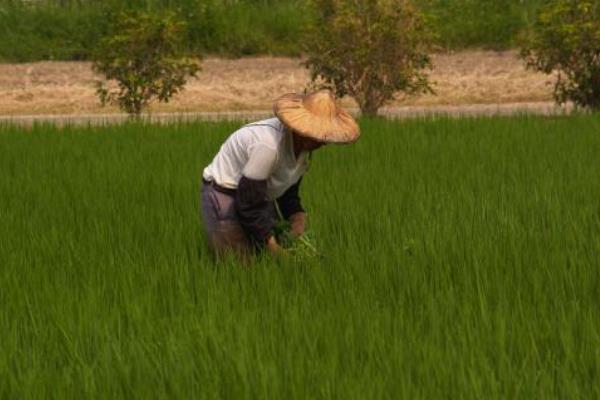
[{"x1": 274, "y1": 94, "x2": 360, "y2": 144}]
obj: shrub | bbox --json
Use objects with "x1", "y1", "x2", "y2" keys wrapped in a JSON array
[
  {"x1": 303, "y1": 0, "x2": 434, "y2": 116},
  {"x1": 522, "y1": 0, "x2": 600, "y2": 110},
  {"x1": 93, "y1": 11, "x2": 200, "y2": 116}
]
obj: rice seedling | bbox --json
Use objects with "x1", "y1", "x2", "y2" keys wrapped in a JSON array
[{"x1": 273, "y1": 204, "x2": 320, "y2": 261}]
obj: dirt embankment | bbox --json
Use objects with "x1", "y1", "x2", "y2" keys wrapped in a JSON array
[{"x1": 0, "y1": 50, "x2": 555, "y2": 116}]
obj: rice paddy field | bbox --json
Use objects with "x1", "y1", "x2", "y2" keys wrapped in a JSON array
[{"x1": 1, "y1": 115, "x2": 600, "y2": 398}]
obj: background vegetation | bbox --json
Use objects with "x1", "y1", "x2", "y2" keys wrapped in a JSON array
[
  {"x1": 304, "y1": 0, "x2": 434, "y2": 116},
  {"x1": 1, "y1": 116, "x2": 599, "y2": 397},
  {"x1": 93, "y1": 10, "x2": 200, "y2": 116},
  {"x1": 0, "y1": 0, "x2": 546, "y2": 62},
  {"x1": 522, "y1": 0, "x2": 600, "y2": 111}
]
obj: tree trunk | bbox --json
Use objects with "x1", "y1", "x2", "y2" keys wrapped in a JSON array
[{"x1": 359, "y1": 98, "x2": 381, "y2": 117}]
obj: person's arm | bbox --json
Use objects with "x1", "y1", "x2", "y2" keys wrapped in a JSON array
[
  {"x1": 277, "y1": 178, "x2": 306, "y2": 237},
  {"x1": 235, "y1": 176, "x2": 274, "y2": 247},
  {"x1": 235, "y1": 144, "x2": 285, "y2": 254}
]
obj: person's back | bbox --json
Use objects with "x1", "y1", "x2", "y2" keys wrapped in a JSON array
[
  {"x1": 203, "y1": 118, "x2": 284, "y2": 190},
  {"x1": 203, "y1": 118, "x2": 310, "y2": 200}
]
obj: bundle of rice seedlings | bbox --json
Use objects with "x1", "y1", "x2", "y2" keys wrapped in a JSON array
[{"x1": 273, "y1": 207, "x2": 320, "y2": 261}]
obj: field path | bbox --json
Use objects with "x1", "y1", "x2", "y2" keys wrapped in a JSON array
[
  {"x1": 0, "y1": 102, "x2": 572, "y2": 127},
  {"x1": 0, "y1": 50, "x2": 564, "y2": 124}
]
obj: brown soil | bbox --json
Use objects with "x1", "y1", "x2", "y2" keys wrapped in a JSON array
[{"x1": 0, "y1": 50, "x2": 555, "y2": 116}]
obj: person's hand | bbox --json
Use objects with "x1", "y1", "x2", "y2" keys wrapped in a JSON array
[
  {"x1": 289, "y1": 212, "x2": 306, "y2": 237},
  {"x1": 266, "y1": 236, "x2": 289, "y2": 258}
]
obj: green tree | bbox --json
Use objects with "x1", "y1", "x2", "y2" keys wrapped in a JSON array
[
  {"x1": 522, "y1": 0, "x2": 600, "y2": 110},
  {"x1": 93, "y1": 11, "x2": 200, "y2": 116},
  {"x1": 303, "y1": 0, "x2": 434, "y2": 116}
]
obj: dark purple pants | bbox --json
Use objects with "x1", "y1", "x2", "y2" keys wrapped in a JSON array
[
  {"x1": 200, "y1": 183, "x2": 278, "y2": 258},
  {"x1": 200, "y1": 183, "x2": 250, "y2": 257}
]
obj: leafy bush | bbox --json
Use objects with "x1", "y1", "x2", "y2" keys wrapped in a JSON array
[
  {"x1": 522, "y1": 0, "x2": 600, "y2": 110},
  {"x1": 93, "y1": 11, "x2": 200, "y2": 116},
  {"x1": 303, "y1": 0, "x2": 434, "y2": 116}
]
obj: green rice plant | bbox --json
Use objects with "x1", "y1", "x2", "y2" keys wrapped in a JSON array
[{"x1": 1, "y1": 115, "x2": 600, "y2": 398}]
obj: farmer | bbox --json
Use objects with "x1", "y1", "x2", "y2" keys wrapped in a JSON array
[{"x1": 200, "y1": 89, "x2": 360, "y2": 258}]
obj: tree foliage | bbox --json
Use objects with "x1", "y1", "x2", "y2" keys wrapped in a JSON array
[
  {"x1": 522, "y1": 0, "x2": 600, "y2": 110},
  {"x1": 303, "y1": 0, "x2": 434, "y2": 116},
  {"x1": 93, "y1": 11, "x2": 200, "y2": 116}
]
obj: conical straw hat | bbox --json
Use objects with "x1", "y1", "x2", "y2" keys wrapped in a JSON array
[{"x1": 273, "y1": 90, "x2": 360, "y2": 144}]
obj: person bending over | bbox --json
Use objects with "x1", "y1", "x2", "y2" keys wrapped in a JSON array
[{"x1": 200, "y1": 89, "x2": 360, "y2": 258}]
